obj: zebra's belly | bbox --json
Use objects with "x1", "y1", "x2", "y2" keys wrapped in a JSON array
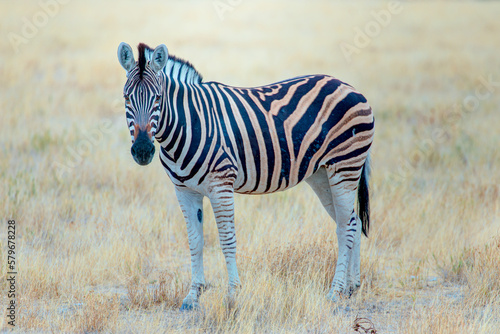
[
  {"x1": 233, "y1": 178, "x2": 306, "y2": 195},
  {"x1": 232, "y1": 158, "x2": 324, "y2": 195}
]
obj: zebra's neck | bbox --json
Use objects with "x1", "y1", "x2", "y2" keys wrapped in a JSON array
[{"x1": 155, "y1": 58, "x2": 204, "y2": 160}]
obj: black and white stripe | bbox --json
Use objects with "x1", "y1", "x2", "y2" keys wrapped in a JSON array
[{"x1": 117, "y1": 43, "x2": 374, "y2": 309}]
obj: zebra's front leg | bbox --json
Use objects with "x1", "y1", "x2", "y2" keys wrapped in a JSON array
[
  {"x1": 175, "y1": 187, "x2": 206, "y2": 311},
  {"x1": 209, "y1": 188, "x2": 241, "y2": 298}
]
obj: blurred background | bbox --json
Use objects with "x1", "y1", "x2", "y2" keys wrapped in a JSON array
[{"x1": 1, "y1": 0, "x2": 499, "y2": 332}]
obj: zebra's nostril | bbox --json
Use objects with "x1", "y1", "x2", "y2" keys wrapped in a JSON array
[{"x1": 131, "y1": 145, "x2": 136, "y2": 156}]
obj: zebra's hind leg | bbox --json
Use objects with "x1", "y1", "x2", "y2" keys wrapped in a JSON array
[
  {"x1": 305, "y1": 167, "x2": 337, "y2": 221},
  {"x1": 306, "y1": 167, "x2": 361, "y2": 299},
  {"x1": 326, "y1": 166, "x2": 362, "y2": 301},
  {"x1": 175, "y1": 187, "x2": 206, "y2": 311},
  {"x1": 345, "y1": 214, "x2": 362, "y2": 296}
]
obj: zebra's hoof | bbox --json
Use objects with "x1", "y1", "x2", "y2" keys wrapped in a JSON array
[
  {"x1": 327, "y1": 290, "x2": 346, "y2": 302},
  {"x1": 180, "y1": 301, "x2": 198, "y2": 311},
  {"x1": 347, "y1": 284, "x2": 360, "y2": 297}
]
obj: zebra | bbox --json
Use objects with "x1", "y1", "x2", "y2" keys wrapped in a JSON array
[{"x1": 117, "y1": 42, "x2": 374, "y2": 310}]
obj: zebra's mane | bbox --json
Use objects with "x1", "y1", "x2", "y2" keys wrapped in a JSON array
[{"x1": 137, "y1": 43, "x2": 203, "y2": 84}]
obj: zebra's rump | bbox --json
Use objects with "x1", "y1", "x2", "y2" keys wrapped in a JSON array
[{"x1": 219, "y1": 75, "x2": 374, "y2": 194}]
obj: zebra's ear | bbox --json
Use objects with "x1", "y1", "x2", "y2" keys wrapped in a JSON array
[
  {"x1": 150, "y1": 44, "x2": 168, "y2": 73},
  {"x1": 117, "y1": 42, "x2": 135, "y2": 72}
]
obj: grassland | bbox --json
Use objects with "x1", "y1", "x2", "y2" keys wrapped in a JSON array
[{"x1": 1, "y1": 0, "x2": 499, "y2": 333}]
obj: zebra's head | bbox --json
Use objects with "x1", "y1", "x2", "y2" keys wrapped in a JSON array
[{"x1": 117, "y1": 42, "x2": 168, "y2": 166}]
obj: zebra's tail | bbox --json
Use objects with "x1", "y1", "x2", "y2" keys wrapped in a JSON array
[{"x1": 358, "y1": 152, "x2": 371, "y2": 237}]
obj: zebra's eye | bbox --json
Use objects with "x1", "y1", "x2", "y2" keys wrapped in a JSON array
[
  {"x1": 124, "y1": 95, "x2": 130, "y2": 103},
  {"x1": 155, "y1": 95, "x2": 161, "y2": 103}
]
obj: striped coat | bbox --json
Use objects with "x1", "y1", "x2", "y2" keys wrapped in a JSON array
[{"x1": 118, "y1": 42, "x2": 374, "y2": 310}]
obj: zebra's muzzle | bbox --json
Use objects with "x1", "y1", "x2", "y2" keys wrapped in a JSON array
[{"x1": 131, "y1": 130, "x2": 155, "y2": 166}]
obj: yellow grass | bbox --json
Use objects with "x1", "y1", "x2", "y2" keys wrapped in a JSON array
[{"x1": 1, "y1": 0, "x2": 499, "y2": 332}]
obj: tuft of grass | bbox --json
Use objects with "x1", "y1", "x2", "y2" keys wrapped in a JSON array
[
  {"x1": 463, "y1": 237, "x2": 500, "y2": 306},
  {"x1": 126, "y1": 271, "x2": 189, "y2": 310},
  {"x1": 70, "y1": 292, "x2": 120, "y2": 333},
  {"x1": 197, "y1": 274, "x2": 345, "y2": 333},
  {"x1": 433, "y1": 249, "x2": 471, "y2": 283},
  {"x1": 31, "y1": 130, "x2": 61, "y2": 153},
  {"x1": 400, "y1": 303, "x2": 466, "y2": 334},
  {"x1": 263, "y1": 235, "x2": 337, "y2": 290},
  {"x1": 397, "y1": 258, "x2": 429, "y2": 291},
  {"x1": 434, "y1": 236, "x2": 500, "y2": 306}
]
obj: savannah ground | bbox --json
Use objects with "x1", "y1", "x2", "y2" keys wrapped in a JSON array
[{"x1": 1, "y1": 0, "x2": 499, "y2": 333}]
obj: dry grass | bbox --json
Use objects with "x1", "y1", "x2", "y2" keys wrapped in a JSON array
[
  {"x1": 71, "y1": 292, "x2": 120, "y2": 333},
  {"x1": 1, "y1": 0, "x2": 499, "y2": 333},
  {"x1": 126, "y1": 270, "x2": 189, "y2": 309},
  {"x1": 17, "y1": 291, "x2": 120, "y2": 333},
  {"x1": 463, "y1": 237, "x2": 500, "y2": 306}
]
